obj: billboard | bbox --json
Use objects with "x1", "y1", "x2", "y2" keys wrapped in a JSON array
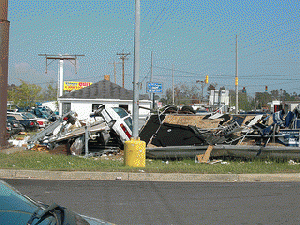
[{"x1": 64, "y1": 81, "x2": 92, "y2": 91}]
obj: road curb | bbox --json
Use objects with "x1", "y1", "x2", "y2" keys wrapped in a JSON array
[{"x1": 1, "y1": 169, "x2": 300, "y2": 182}]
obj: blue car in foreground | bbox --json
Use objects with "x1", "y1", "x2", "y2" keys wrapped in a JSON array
[{"x1": 0, "y1": 180, "x2": 113, "y2": 225}]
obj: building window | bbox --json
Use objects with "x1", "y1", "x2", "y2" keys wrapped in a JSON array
[
  {"x1": 62, "y1": 103, "x2": 71, "y2": 114},
  {"x1": 92, "y1": 104, "x2": 102, "y2": 112}
]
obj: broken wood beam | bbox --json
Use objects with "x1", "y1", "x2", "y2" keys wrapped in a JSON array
[{"x1": 195, "y1": 145, "x2": 213, "y2": 163}]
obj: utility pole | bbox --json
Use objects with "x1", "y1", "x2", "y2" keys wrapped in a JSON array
[
  {"x1": 0, "y1": 0, "x2": 9, "y2": 147},
  {"x1": 235, "y1": 35, "x2": 239, "y2": 114},
  {"x1": 38, "y1": 54, "x2": 85, "y2": 116},
  {"x1": 150, "y1": 51, "x2": 155, "y2": 109},
  {"x1": 117, "y1": 52, "x2": 130, "y2": 88},
  {"x1": 108, "y1": 60, "x2": 121, "y2": 84},
  {"x1": 172, "y1": 65, "x2": 174, "y2": 105},
  {"x1": 132, "y1": 0, "x2": 140, "y2": 139}
]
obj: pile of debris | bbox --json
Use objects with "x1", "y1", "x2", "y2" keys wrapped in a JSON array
[
  {"x1": 139, "y1": 105, "x2": 300, "y2": 160},
  {"x1": 23, "y1": 104, "x2": 300, "y2": 161},
  {"x1": 27, "y1": 105, "x2": 132, "y2": 157}
]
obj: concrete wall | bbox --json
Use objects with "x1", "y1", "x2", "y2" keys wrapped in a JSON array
[{"x1": 71, "y1": 102, "x2": 92, "y2": 120}]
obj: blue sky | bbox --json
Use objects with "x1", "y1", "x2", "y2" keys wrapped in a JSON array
[{"x1": 7, "y1": 0, "x2": 300, "y2": 97}]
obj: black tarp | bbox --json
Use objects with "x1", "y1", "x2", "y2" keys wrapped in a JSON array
[
  {"x1": 139, "y1": 114, "x2": 165, "y2": 145},
  {"x1": 149, "y1": 123, "x2": 206, "y2": 147}
]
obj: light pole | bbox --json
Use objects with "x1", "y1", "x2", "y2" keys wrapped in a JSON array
[{"x1": 132, "y1": 0, "x2": 140, "y2": 139}]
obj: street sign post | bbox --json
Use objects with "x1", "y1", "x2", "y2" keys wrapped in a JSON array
[{"x1": 147, "y1": 82, "x2": 163, "y2": 93}]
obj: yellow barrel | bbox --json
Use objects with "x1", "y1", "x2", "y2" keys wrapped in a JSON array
[{"x1": 124, "y1": 138, "x2": 146, "y2": 167}]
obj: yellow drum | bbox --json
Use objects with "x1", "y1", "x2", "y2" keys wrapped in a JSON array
[{"x1": 124, "y1": 138, "x2": 146, "y2": 167}]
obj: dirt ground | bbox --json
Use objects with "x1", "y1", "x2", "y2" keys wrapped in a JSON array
[{"x1": 0, "y1": 145, "x2": 25, "y2": 154}]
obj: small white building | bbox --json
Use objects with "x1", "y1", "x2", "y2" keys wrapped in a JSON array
[
  {"x1": 209, "y1": 90, "x2": 229, "y2": 112},
  {"x1": 269, "y1": 100, "x2": 300, "y2": 113},
  {"x1": 58, "y1": 79, "x2": 152, "y2": 121}
]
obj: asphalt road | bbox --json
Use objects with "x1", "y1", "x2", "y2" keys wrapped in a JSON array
[{"x1": 3, "y1": 179, "x2": 300, "y2": 225}]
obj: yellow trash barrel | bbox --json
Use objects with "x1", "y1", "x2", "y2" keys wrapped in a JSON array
[{"x1": 124, "y1": 138, "x2": 146, "y2": 167}]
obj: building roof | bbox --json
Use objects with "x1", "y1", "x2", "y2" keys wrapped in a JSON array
[{"x1": 59, "y1": 79, "x2": 150, "y2": 100}]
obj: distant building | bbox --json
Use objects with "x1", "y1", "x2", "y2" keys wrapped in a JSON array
[
  {"x1": 209, "y1": 90, "x2": 229, "y2": 112},
  {"x1": 269, "y1": 100, "x2": 300, "y2": 113},
  {"x1": 58, "y1": 78, "x2": 151, "y2": 121}
]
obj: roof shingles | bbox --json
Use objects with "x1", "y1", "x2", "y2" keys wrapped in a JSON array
[{"x1": 60, "y1": 79, "x2": 149, "y2": 100}]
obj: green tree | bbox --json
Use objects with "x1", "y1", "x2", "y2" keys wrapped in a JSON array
[
  {"x1": 41, "y1": 82, "x2": 57, "y2": 102},
  {"x1": 8, "y1": 80, "x2": 42, "y2": 108},
  {"x1": 160, "y1": 84, "x2": 200, "y2": 106},
  {"x1": 254, "y1": 92, "x2": 272, "y2": 109},
  {"x1": 229, "y1": 89, "x2": 254, "y2": 111}
]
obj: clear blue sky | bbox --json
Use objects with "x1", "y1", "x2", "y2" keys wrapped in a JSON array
[{"x1": 7, "y1": 0, "x2": 300, "y2": 97}]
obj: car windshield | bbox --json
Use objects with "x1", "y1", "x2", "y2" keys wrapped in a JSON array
[
  {"x1": 124, "y1": 117, "x2": 133, "y2": 131},
  {"x1": 112, "y1": 107, "x2": 129, "y2": 118},
  {"x1": 22, "y1": 112, "x2": 36, "y2": 119},
  {"x1": 43, "y1": 111, "x2": 51, "y2": 117},
  {"x1": 7, "y1": 115, "x2": 24, "y2": 120}
]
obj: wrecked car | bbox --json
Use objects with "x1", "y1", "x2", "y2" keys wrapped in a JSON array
[
  {"x1": 91, "y1": 104, "x2": 133, "y2": 142},
  {"x1": 28, "y1": 105, "x2": 133, "y2": 156}
]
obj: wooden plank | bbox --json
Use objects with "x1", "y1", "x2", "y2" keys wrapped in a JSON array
[
  {"x1": 195, "y1": 145, "x2": 213, "y2": 163},
  {"x1": 164, "y1": 115, "x2": 221, "y2": 129}
]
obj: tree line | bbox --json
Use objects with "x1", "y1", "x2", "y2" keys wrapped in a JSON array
[
  {"x1": 7, "y1": 80, "x2": 300, "y2": 111},
  {"x1": 8, "y1": 80, "x2": 57, "y2": 108},
  {"x1": 160, "y1": 84, "x2": 300, "y2": 111}
]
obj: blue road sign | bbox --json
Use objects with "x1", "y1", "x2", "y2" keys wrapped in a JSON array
[{"x1": 147, "y1": 82, "x2": 163, "y2": 93}]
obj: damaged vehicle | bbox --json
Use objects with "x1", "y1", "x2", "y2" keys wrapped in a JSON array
[
  {"x1": 28, "y1": 103, "x2": 300, "y2": 161},
  {"x1": 28, "y1": 105, "x2": 133, "y2": 156}
]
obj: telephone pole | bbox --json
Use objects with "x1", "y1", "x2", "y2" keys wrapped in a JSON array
[
  {"x1": 0, "y1": 0, "x2": 9, "y2": 147},
  {"x1": 108, "y1": 60, "x2": 121, "y2": 84},
  {"x1": 117, "y1": 52, "x2": 130, "y2": 88},
  {"x1": 172, "y1": 65, "x2": 174, "y2": 105},
  {"x1": 150, "y1": 51, "x2": 155, "y2": 109},
  {"x1": 38, "y1": 54, "x2": 85, "y2": 115}
]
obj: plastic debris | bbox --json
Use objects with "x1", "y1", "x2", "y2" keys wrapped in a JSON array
[{"x1": 288, "y1": 160, "x2": 300, "y2": 165}]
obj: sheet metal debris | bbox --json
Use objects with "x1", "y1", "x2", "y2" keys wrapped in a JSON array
[
  {"x1": 18, "y1": 104, "x2": 300, "y2": 161},
  {"x1": 140, "y1": 105, "x2": 300, "y2": 160},
  {"x1": 27, "y1": 105, "x2": 133, "y2": 156}
]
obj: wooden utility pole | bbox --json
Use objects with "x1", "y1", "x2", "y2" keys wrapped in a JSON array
[
  {"x1": 109, "y1": 60, "x2": 121, "y2": 84},
  {"x1": 117, "y1": 52, "x2": 130, "y2": 88},
  {"x1": 0, "y1": 0, "x2": 9, "y2": 147},
  {"x1": 172, "y1": 65, "x2": 174, "y2": 105},
  {"x1": 150, "y1": 51, "x2": 155, "y2": 109}
]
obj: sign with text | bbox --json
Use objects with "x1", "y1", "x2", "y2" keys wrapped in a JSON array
[
  {"x1": 146, "y1": 82, "x2": 163, "y2": 93},
  {"x1": 64, "y1": 81, "x2": 92, "y2": 91}
]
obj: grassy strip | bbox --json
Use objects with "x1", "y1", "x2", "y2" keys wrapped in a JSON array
[{"x1": 1, "y1": 151, "x2": 300, "y2": 174}]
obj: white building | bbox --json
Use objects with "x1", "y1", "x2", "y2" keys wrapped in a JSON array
[
  {"x1": 58, "y1": 79, "x2": 152, "y2": 121},
  {"x1": 209, "y1": 90, "x2": 229, "y2": 107}
]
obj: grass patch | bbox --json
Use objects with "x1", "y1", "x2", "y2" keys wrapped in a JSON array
[{"x1": 1, "y1": 151, "x2": 300, "y2": 174}]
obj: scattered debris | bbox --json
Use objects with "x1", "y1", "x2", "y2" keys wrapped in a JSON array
[
  {"x1": 195, "y1": 145, "x2": 213, "y2": 163},
  {"x1": 208, "y1": 159, "x2": 224, "y2": 164},
  {"x1": 288, "y1": 160, "x2": 300, "y2": 165},
  {"x1": 141, "y1": 105, "x2": 300, "y2": 161},
  {"x1": 8, "y1": 103, "x2": 300, "y2": 163}
]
